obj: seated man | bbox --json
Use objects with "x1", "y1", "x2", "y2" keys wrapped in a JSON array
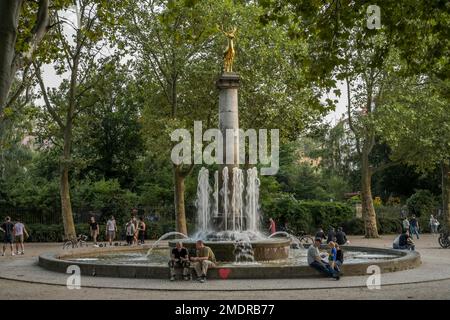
[
  {"x1": 190, "y1": 240, "x2": 216, "y2": 283},
  {"x1": 393, "y1": 230, "x2": 415, "y2": 251},
  {"x1": 307, "y1": 238, "x2": 339, "y2": 280},
  {"x1": 168, "y1": 242, "x2": 191, "y2": 281},
  {"x1": 335, "y1": 227, "x2": 348, "y2": 245}
]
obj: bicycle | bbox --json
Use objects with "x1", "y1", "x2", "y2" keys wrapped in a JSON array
[
  {"x1": 284, "y1": 228, "x2": 314, "y2": 248},
  {"x1": 62, "y1": 234, "x2": 88, "y2": 249},
  {"x1": 438, "y1": 227, "x2": 450, "y2": 249}
]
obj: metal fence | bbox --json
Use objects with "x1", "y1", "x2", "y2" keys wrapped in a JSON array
[{"x1": 0, "y1": 204, "x2": 196, "y2": 225}]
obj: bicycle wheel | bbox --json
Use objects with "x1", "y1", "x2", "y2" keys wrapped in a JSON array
[{"x1": 438, "y1": 233, "x2": 450, "y2": 248}]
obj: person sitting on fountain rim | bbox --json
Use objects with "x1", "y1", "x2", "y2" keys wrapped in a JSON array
[
  {"x1": 190, "y1": 240, "x2": 216, "y2": 283},
  {"x1": 335, "y1": 243, "x2": 344, "y2": 272},
  {"x1": 169, "y1": 242, "x2": 191, "y2": 281},
  {"x1": 393, "y1": 230, "x2": 415, "y2": 251},
  {"x1": 307, "y1": 238, "x2": 340, "y2": 280},
  {"x1": 315, "y1": 228, "x2": 326, "y2": 243}
]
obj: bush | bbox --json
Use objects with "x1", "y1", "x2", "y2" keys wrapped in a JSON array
[
  {"x1": 341, "y1": 218, "x2": 365, "y2": 235},
  {"x1": 377, "y1": 217, "x2": 402, "y2": 234},
  {"x1": 262, "y1": 194, "x2": 354, "y2": 234},
  {"x1": 406, "y1": 189, "x2": 439, "y2": 217}
]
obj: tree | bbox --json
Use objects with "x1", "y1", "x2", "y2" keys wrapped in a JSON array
[
  {"x1": 114, "y1": 0, "x2": 327, "y2": 234},
  {"x1": 259, "y1": 0, "x2": 450, "y2": 236},
  {"x1": 0, "y1": 0, "x2": 71, "y2": 120},
  {"x1": 378, "y1": 77, "x2": 450, "y2": 228},
  {"x1": 33, "y1": 0, "x2": 111, "y2": 239}
]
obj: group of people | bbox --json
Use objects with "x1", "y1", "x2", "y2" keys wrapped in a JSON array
[
  {"x1": 88, "y1": 209, "x2": 147, "y2": 247},
  {"x1": 0, "y1": 216, "x2": 29, "y2": 256},
  {"x1": 307, "y1": 238, "x2": 343, "y2": 280},
  {"x1": 315, "y1": 227, "x2": 349, "y2": 245},
  {"x1": 168, "y1": 240, "x2": 216, "y2": 283},
  {"x1": 402, "y1": 215, "x2": 421, "y2": 239}
]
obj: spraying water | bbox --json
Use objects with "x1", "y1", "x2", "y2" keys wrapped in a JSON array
[
  {"x1": 195, "y1": 167, "x2": 211, "y2": 232},
  {"x1": 245, "y1": 167, "x2": 260, "y2": 233},
  {"x1": 195, "y1": 166, "x2": 261, "y2": 235},
  {"x1": 268, "y1": 231, "x2": 303, "y2": 250},
  {"x1": 220, "y1": 167, "x2": 229, "y2": 230},
  {"x1": 213, "y1": 170, "x2": 219, "y2": 217},
  {"x1": 146, "y1": 232, "x2": 190, "y2": 256},
  {"x1": 231, "y1": 167, "x2": 244, "y2": 231}
]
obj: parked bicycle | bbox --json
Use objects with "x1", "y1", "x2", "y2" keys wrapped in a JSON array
[
  {"x1": 284, "y1": 228, "x2": 314, "y2": 247},
  {"x1": 62, "y1": 234, "x2": 88, "y2": 249},
  {"x1": 438, "y1": 227, "x2": 450, "y2": 249}
]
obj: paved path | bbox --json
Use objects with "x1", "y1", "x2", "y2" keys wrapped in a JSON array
[{"x1": 1, "y1": 234, "x2": 449, "y2": 299}]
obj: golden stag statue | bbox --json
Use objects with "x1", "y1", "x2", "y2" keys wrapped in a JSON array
[{"x1": 218, "y1": 25, "x2": 237, "y2": 73}]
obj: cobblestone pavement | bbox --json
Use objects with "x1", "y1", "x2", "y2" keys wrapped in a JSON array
[{"x1": 1, "y1": 234, "x2": 449, "y2": 299}]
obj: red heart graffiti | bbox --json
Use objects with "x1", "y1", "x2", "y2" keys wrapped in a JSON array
[{"x1": 218, "y1": 268, "x2": 231, "y2": 279}]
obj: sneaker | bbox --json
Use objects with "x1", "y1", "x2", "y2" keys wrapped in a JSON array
[
  {"x1": 20, "y1": 251, "x2": 24, "y2": 255},
  {"x1": 199, "y1": 278, "x2": 205, "y2": 283},
  {"x1": 170, "y1": 276, "x2": 175, "y2": 281},
  {"x1": 11, "y1": 252, "x2": 15, "y2": 256},
  {"x1": 183, "y1": 275, "x2": 190, "y2": 281}
]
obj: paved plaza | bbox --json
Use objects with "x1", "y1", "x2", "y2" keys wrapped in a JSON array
[{"x1": 0, "y1": 234, "x2": 449, "y2": 299}]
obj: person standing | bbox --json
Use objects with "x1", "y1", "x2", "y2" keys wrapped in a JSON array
[
  {"x1": 1, "y1": 217, "x2": 15, "y2": 256},
  {"x1": 327, "y1": 241, "x2": 338, "y2": 271},
  {"x1": 125, "y1": 219, "x2": 135, "y2": 245},
  {"x1": 89, "y1": 216, "x2": 99, "y2": 246},
  {"x1": 137, "y1": 216, "x2": 146, "y2": 245},
  {"x1": 402, "y1": 217, "x2": 410, "y2": 233},
  {"x1": 132, "y1": 216, "x2": 138, "y2": 244},
  {"x1": 409, "y1": 215, "x2": 420, "y2": 239},
  {"x1": 268, "y1": 218, "x2": 276, "y2": 235},
  {"x1": 106, "y1": 216, "x2": 117, "y2": 246},
  {"x1": 190, "y1": 240, "x2": 216, "y2": 283},
  {"x1": 14, "y1": 218, "x2": 28, "y2": 255},
  {"x1": 430, "y1": 215, "x2": 439, "y2": 234}
]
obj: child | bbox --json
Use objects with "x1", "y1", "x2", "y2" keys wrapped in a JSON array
[
  {"x1": 125, "y1": 219, "x2": 135, "y2": 245},
  {"x1": 328, "y1": 241, "x2": 338, "y2": 271}
]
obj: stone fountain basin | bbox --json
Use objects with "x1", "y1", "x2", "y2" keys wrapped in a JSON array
[
  {"x1": 167, "y1": 238, "x2": 291, "y2": 261},
  {"x1": 38, "y1": 245, "x2": 421, "y2": 279}
]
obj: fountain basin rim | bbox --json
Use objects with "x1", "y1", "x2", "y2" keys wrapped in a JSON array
[
  {"x1": 167, "y1": 238, "x2": 291, "y2": 247},
  {"x1": 38, "y1": 246, "x2": 421, "y2": 279}
]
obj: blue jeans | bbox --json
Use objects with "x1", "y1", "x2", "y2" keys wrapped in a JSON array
[
  {"x1": 393, "y1": 243, "x2": 415, "y2": 251},
  {"x1": 309, "y1": 261, "x2": 338, "y2": 278},
  {"x1": 410, "y1": 226, "x2": 420, "y2": 239}
]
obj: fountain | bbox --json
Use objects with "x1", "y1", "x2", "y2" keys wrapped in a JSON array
[
  {"x1": 38, "y1": 29, "x2": 421, "y2": 279},
  {"x1": 167, "y1": 61, "x2": 291, "y2": 262}
]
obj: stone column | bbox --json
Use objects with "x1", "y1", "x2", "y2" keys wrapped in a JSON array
[{"x1": 215, "y1": 72, "x2": 240, "y2": 231}]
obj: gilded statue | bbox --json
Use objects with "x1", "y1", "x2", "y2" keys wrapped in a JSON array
[{"x1": 218, "y1": 25, "x2": 237, "y2": 73}]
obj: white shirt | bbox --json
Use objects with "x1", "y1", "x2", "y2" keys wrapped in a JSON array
[
  {"x1": 14, "y1": 223, "x2": 24, "y2": 235},
  {"x1": 106, "y1": 219, "x2": 116, "y2": 231}
]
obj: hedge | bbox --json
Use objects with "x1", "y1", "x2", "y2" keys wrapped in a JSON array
[{"x1": 261, "y1": 195, "x2": 354, "y2": 234}]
